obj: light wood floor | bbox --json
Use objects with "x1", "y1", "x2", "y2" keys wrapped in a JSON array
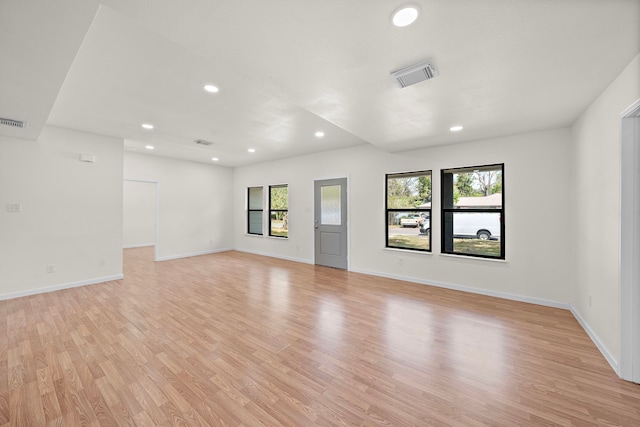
[{"x1": 2, "y1": 247, "x2": 640, "y2": 426}]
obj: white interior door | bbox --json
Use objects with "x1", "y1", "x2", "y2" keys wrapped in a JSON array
[{"x1": 314, "y1": 178, "x2": 347, "y2": 269}]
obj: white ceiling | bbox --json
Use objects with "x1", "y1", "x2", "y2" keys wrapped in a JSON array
[{"x1": 1, "y1": 0, "x2": 639, "y2": 166}]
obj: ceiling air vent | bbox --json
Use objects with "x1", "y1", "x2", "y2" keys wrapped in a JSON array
[
  {"x1": 0, "y1": 117, "x2": 28, "y2": 128},
  {"x1": 194, "y1": 139, "x2": 214, "y2": 146},
  {"x1": 391, "y1": 60, "x2": 438, "y2": 88}
]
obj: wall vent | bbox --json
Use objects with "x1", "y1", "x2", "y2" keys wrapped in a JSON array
[
  {"x1": 391, "y1": 60, "x2": 438, "y2": 88},
  {"x1": 194, "y1": 139, "x2": 214, "y2": 146},
  {"x1": 0, "y1": 117, "x2": 28, "y2": 128}
]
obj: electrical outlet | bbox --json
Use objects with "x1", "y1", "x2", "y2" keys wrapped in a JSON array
[
  {"x1": 6, "y1": 203, "x2": 22, "y2": 212},
  {"x1": 398, "y1": 257, "x2": 404, "y2": 265},
  {"x1": 46, "y1": 265, "x2": 55, "y2": 273},
  {"x1": 296, "y1": 245, "x2": 300, "y2": 251}
]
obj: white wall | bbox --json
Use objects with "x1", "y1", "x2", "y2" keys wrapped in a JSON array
[
  {"x1": 0, "y1": 125, "x2": 124, "y2": 299},
  {"x1": 571, "y1": 53, "x2": 640, "y2": 365},
  {"x1": 123, "y1": 180, "x2": 156, "y2": 248},
  {"x1": 234, "y1": 127, "x2": 573, "y2": 305},
  {"x1": 124, "y1": 152, "x2": 234, "y2": 260}
]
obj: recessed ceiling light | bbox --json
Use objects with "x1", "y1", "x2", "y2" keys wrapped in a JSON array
[
  {"x1": 248, "y1": 148, "x2": 256, "y2": 153},
  {"x1": 204, "y1": 84, "x2": 219, "y2": 93},
  {"x1": 145, "y1": 145, "x2": 155, "y2": 150},
  {"x1": 450, "y1": 125, "x2": 464, "y2": 132},
  {"x1": 314, "y1": 131, "x2": 325, "y2": 138},
  {"x1": 211, "y1": 157, "x2": 219, "y2": 161},
  {"x1": 141, "y1": 123, "x2": 154, "y2": 130},
  {"x1": 392, "y1": 5, "x2": 420, "y2": 27}
]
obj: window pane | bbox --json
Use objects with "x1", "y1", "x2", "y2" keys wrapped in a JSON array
[
  {"x1": 387, "y1": 211, "x2": 430, "y2": 251},
  {"x1": 387, "y1": 173, "x2": 432, "y2": 209},
  {"x1": 321, "y1": 185, "x2": 341, "y2": 225},
  {"x1": 270, "y1": 186, "x2": 288, "y2": 209},
  {"x1": 444, "y1": 211, "x2": 501, "y2": 257},
  {"x1": 270, "y1": 211, "x2": 288, "y2": 238},
  {"x1": 248, "y1": 187, "x2": 263, "y2": 209},
  {"x1": 248, "y1": 211, "x2": 262, "y2": 234},
  {"x1": 450, "y1": 168, "x2": 502, "y2": 209}
]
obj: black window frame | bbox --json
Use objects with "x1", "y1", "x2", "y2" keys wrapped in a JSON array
[
  {"x1": 441, "y1": 163, "x2": 505, "y2": 260},
  {"x1": 247, "y1": 186, "x2": 264, "y2": 235},
  {"x1": 269, "y1": 184, "x2": 288, "y2": 238},
  {"x1": 385, "y1": 170, "x2": 432, "y2": 253}
]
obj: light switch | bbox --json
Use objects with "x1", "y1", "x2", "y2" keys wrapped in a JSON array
[{"x1": 6, "y1": 203, "x2": 22, "y2": 212}]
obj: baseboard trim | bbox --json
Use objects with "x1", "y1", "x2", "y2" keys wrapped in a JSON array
[
  {"x1": 0, "y1": 274, "x2": 124, "y2": 301},
  {"x1": 234, "y1": 248, "x2": 314, "y2": 265},
  {"x1": 156, "y1": 247, "x2": 233, "y2": 261},
  {"x1": 349, "y1": 268, "x2": 570, "y2": 310},
  {"x1": 570, "y1": 305, "x2": 619, "y2": 374},
  {"x1": 123, "y1": 243, "x2": 154, "y2": 249}
]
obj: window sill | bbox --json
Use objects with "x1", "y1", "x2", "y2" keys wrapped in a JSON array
[
  {"x1": 439, "y1": 253, "x2": 507, "y2": 263},
  {"x1": 244, "y1": 234, "x2": 289, "y2": 241},
  {"x1": 384, "y1": 247, "x2": 432, "y2": 255}
]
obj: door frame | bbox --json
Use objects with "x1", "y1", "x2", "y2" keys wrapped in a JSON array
[
  {"x1": 313, "y1": 176, "x2": 350, "y2": 269},
  {"x1": 620, "y1": 98, "x2": 640, "y2": 383}
]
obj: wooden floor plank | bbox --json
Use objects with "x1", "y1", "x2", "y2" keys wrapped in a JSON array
[{"x1": 1, "y1": 246, "x2": 639, "y2": 426}]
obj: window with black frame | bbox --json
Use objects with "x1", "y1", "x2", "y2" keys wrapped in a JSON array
[
  {"x1": 441, "y1": 164, "x2": 504, "y2": 259},
  {"x1": 247, "y1": 186, "x2": 263, "y2": 235},
  {"x1": 386, "y1": 171, "x2": 432, "y2": 252},
  {"x1": 269, "y1": 184, "x2": 288, "y2": 238}
]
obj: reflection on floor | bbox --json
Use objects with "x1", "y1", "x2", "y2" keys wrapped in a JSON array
[{"x1": 2, "y1": 246, "x2": 639, "y2": 425}]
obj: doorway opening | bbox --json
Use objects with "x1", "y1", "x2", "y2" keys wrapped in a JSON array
[{"x1": 123, "y1": 179, "x2": 159, "y2": 261}]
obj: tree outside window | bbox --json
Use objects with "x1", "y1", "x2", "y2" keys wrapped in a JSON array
[{"x1": 269, "y1": 185, "x2": 288, "y2": 238}]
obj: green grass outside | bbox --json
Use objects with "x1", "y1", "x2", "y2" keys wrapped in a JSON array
[
  {"x1": 453, "y1": 238, "x2": 500, "y2": 257},
  {"x1": 388, "y1": 235, "x2": 430, "y2": 251},
  {"x1": 270, "y1": 228, "x2": 288, "y2": 238},
  {"x1": 270, "y1": 220, "x2": 288, "y2": 238},
  {"x1": 388, "y1": 235, "x2": 500, "y2": 257}
]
